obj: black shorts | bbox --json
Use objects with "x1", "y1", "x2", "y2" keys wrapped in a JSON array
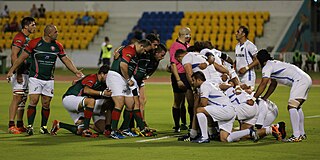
[{"x1": 171, "y1": 73, "x2": 192, "y2": 93}]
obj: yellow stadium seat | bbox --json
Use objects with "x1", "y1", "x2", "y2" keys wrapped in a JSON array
[
  {"x1": 166, "y1": 39, "x2": 173, "y2": 48},
  {"x1": 262, "y1": 11, "x2": 270, "y2": 22},
  {"x1": 196, "y1": 19, "x2": 203, "y2": 25},
  {"x1": 219, "y1": 25, "x2": 226, "y2": 34},
  {"x1": 197, "y1": 26, "x2": 205, "y2": 34},
  {"x1": 68, "y1": 25, "x2": 77, "y2": 33},
  {"x1": 210, "y1": 34, "x2": 217, "y2": 41},
  {"x1": 0, "y1": 39, "x2": 5, "y2": 49},
  {"x1": 65, "y1": 40, "x2": 72, "y2": 49},
  {"x1": 5, "y1": 39, "x2": 11, "y2": 49},
  {"x1": 181, "y1": 19, "x2": 188, "y2": 26},
  {"x1": 73, "y1": 40, "x2": 81, "y2": 49},
  {"x1": 226, "y1": 26, "x2": 234, "y2": 34},
  {"x1": 212, "y1": 26, "x2": 219, "y2": 34},
  {"x1": 204, "y1": 26, "x2": 212, "y2": 34},
  {"x1": 202, "y1": 34, "x2": 210, "y2": 41},
  {"x1": 195, "y1": 34, "x2": 203, "y2": 41},
  {"x1": 217, "y1": 34, "x2": 224, "y2": 42},
  {"x1": 256, "y1": 26, "x2": 263, "y2": 36}
]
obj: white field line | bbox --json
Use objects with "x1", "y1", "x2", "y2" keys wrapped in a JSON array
[
  {"x1": 305, "y1": 115, "x2": 320, "y2": 119},
  {"x1": 136, "y1": 135, "x2": 180, "y2": 143}
]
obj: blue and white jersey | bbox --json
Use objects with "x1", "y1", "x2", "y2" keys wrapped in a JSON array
[
  {"x1": 235, "y1": 40, "x2": 257, "y2": 71},
  {"x1": 262, "y1": 60, "x2": 311, "y2": 86},
  {"x1": 224, "y1": 87, "x2": 252, "y2": 105},
  {"x1": 182, "y1": 52, "x2": 219, "y2": 83},
  {"x1": 200, "y1": 81, "x2": 232, "y2": 107},
  {"x1": 199, "y1": 48, "x2": 223, "y2": 65}
]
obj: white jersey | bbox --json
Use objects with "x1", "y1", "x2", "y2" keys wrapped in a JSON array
[
  {"x1": 235, "y1": 40, "x2": 257, "y2": 71},
  {"x1": 199, "y1": 48, "x2": 223, "y2": 65},
  {"x1": 262, "y1": 60, "x2": 311, "y2": 86},
  {"x1": 200, "y1": 81, "x2": 232, "y2": 107},
  {"x1": 182, "y1": 52, "x2": 219, "y2": 83}
]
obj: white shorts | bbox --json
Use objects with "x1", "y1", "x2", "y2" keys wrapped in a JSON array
[
  {"x1": 256, "y1": 99, "x2": 278, "y2": 127},
  {"x1": 235, "y1": 103, "x2": 258, "y2": 125},
  {"x1": 11, "y1": 74, "x2": 29, "y2": 94},
  {"x1": 289, "y1": 76, "x2": 312, "y2": 100},
  {"x1": 63, "y1": 95, "x2": 85, "y2": 123},
  {"x1": 238, "y1": 70, "x2": 256, "y2": 90},
  {"x1": 28, "y1": 77, "x2": 54, "y2": 97},
  {"x1": 205, "y1": 105, "x2": 236, "y2": 133},
  {"x1": 93, "y1": 99, "x2": 106, "y2": 123},
  {"x1": 106, "y1": 71, "x2": 138, "y2": 97}
]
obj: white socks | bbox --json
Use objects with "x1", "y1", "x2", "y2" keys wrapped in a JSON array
[
  {"x1": 227, "y1": 129, "x2": 250, "y2": 142},
  {"x1": 190, "y1": 129, "x2": 197, "y2": 139},
  {"x1": 289, "y1": 108, "x2": 300, "y2": 137},
  {"x1": 298, "y1": 108, "x2": 305, "y2": 135},
  {"x1": 264, "y1": 126, "x2": 272, "y2": 135},
  {"x1": 196, "y1": 113, "x2": 208, "y2": 139}
]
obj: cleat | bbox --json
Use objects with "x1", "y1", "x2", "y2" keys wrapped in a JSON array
[
  {"x1": 141, "y1": 129, "x2": 155, "y2": 137},
  {"x1": 103, "y1": 130, "x2": 111, "y2": 137},
  {"x1": 50, "y1": 120, "x2": 60, "y2": 135},
  {"x1": 132, "y1": 128, "x2": 145, "y2": 137},
  {"x1": 110, "y1": 131, "x2": 125, "y2": 139},
  {"x1": 39, "y1": 126, "x2": 49, "y2": 134},
  {"x1": 249, "y1": 128, "x2": 259, "y2": 142},
  {"x1": 17, "y1": 126, "x2": 27, "y2": 132},
  {"x1": 8, "y1": 126, "x2": 21, "y2": 134},
  {"x1": 173, "y1": 126, "x2": 180, "y2": 133},
  {"x1": 286, "y1": 135, "x2": 302, "y2": 142},
  {"x1": 278, "y1": 122, "x2": 287, "y2": 139},
  {"x1": 82, "y1": 129, "x2": 99, "y2": 138},
  {"x1": 191, "y1": 137, "x2": 210, "y2": 143},
  {"x1": 177, "y1": 133, "x2": 194, "y2": 141},
  {"x1": 299, "y1": 134, "x2": 307, "y2": 140},
  {"x1": 26, "y1": 125, "x2": 34, "y2": 136},
  {"x1": 180, "y1": 124, "x2": 188, "y2": 130},
  {"x1": 271, "y1": 125, "x2": 282, "y2": 141},
  {"x1": 122, "y1": 129, "x2": 138, "y2": 137}
]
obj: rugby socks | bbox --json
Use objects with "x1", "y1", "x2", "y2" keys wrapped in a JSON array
[
  {"x1": 188, "y1": 106, "x2": 194, "y2": 125},
  {"x1": 16, "y1": 121, "x2": 24, "y2": 128},
  {"x1": 121, "y1": 109, "x2": 132, "y2": 129},
  {"x1": 289, "y1": 108, "x2": 300, "y2": 137},
  {"x1": 27, "y1": 105, "x2": 36, "y2": 126},
  {"x1": 41, "y1": 107, "x2": 50, "y2": 127},
  {"x1": 59, "y1": 122, "x2": 78, "y2": 134},
  {"x1": 180, "y1": 105, "x2": 187, "y2": 125},
  {"x1": 264, "y1": 126, "x2": 272, "y2": 135},
  {"x1": 172, "y1": 107, "x2": 180, "y2": 129},
  {"x1": 227, "y1": 129, "x2": 250, "y2": 142},
  {"x1": 196, "y1": 113, "x2": 208, "y2": 139},
  {"x1": 133, "y1": 109, "x2": 145, "y2": 130},
  {"x1": 83, "y1": 107, "x2": 93, "y2": 130},
  {"x1": 298, "y1": 108, "x2": 305, "y2": 135},
  {"x1": 8, "y1": 121, "x2": 15, "y2": 128},
  {"x1": 111, "y1": 108, "x2": 122, "y2": 130}
]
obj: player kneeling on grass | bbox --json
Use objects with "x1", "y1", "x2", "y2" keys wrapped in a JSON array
[
  {"x1": 191, "y1": 71, "x2": 259, "y2": 143},
  {"x1": 50, "y1": 65, "x2": 111, "y2": 138},
  {"x1": 253, "y1": 49, "x2": 312, "y2": 142}
]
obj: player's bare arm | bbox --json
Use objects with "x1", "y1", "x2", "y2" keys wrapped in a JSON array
[
  {"x1": 184, "y1": 63, "x2": 193, "y2": 87},
  {"x1": 7, "y1": 51, "x2": 29, "y2": 81},
  {"x1": 171, "y1": 63, "x2": 185, "y2": 89},
  {"x1": 120, "y1": 61, "x2": 133, "y2": 86},
  {"x1": 10, "y1": 45, "x2": 23, "y2": 83},
  {"x1": 262, "y1": 79, "x2": 278, "y2": 100},
  {"x1": 238, "y1": 56, "x2": 259, "y2": 74},
  {"x1": 60, "y1": 55, "x2": 84, "y2": 78},
  {"x1": 253, "y1": 77, "x2": 270, "y2": 99}
]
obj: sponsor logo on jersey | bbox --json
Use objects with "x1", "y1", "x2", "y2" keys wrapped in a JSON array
[
  {"x1": 37, "y1": 43, "x2": 42, "y2": 47},
  {"x1": 51, "y1": 46, "x2": 55, "y2": 51},
  {"x1": 15, "y1": 40, "x2": 21, "y2": 43},
  {"x1": 126, "y1": 54, "x2": 132, "y2": 58}
]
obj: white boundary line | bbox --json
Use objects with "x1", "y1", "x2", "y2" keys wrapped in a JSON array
[
  {"x1": 305, "y1": 115, "x2": 320, "y2": 119},
  {"x1": 136, "y1": 135, "x2": 180, "y2": 143}
]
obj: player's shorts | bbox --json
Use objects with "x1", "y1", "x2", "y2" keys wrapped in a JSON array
[
  {"x1": 106, "y1": 71, "x2": 136, "y2": 97},
  {"x1": 205, "y1": 105, "x2": 236, "y2": 133},
  {"x1": 235, "y1": 103, "x2": 258, "y2": 125},
  {"x1": 11, "y1": 73, "x2": 29, "y2": 94},
  {"x1": 171, "y1": 73, "x2": 192, "y2": 93},
  {"x1": 256, "y1": 99, "x2": 278, "y2": 127},
  {"x1": 93, "y1": 99, "x2": 106, "y2": 123},
  {"x1": 63, "y1": 95, "x2": 85, "y2": 123},
  {"x1": 238, "y1": 70, "x2": 256, "y2": 90},
  {"x1": 289, "y1": 75, "x2": 312, "y2": 100},
  {"x1": 28, "y1": 77, "x2": 54, "y2": 97}
]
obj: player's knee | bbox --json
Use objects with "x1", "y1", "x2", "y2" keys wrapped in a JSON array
[
  {"x1": 287, "y1": 99, "x2": 300, "y2": 110},
  {"x1": 196, "y1": 107, "x2": 204, "y2": 113},
  {"x1": 84, "y1": 98, "x2": 95, "y2": 108},
  {"x1": 17, "y1": 105, "x2": 25, "y2": 111}
]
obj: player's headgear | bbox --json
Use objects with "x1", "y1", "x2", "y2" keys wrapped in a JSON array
[
  {"x1": 98, "y1": 65, "x2": 110, "y2": 74},
  {"x1": 257, "y1": 49, "x2": 273, "y2": 67}
]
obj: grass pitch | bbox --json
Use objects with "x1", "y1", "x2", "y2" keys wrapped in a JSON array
[{"x1": 0, "y1": 81, "x2": 320, "y2": 160}]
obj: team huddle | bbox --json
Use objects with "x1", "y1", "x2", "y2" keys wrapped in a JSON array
[{"x1": 6, "y1": 17, "x2": 311, "y2": 143}]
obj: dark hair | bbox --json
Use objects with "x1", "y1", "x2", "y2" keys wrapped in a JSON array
[
  {"x1": 194, "y1": 41, "x2": 205, "y2": 52},
  {"x1": 257, "y1": 49, "x2": 273, "y2": 67},
  {"x1": 145, "y1": 33, "x2": 160, "y2": 43},
  {"x1": 175, "y1": 49, "x2": 187, "y2": 59},
  {"x1": 138, "y1": 39, "x2": 152, "y2": 47},
  {"x1": 98, "y1": 65, "x2": 110, "y2": 74},
  {"x1": 191, "y1": 71, "x2": 206, "y2": 81},
  {"x1": 155, "y1": 43, "x2": 167, "y2": 53},
  {"x1": 104, "y1": 36, "x2": 109, "y2": 42},
  {"x1": 239, "y1": 25, "x2": 249, "y2": 37},
  {"x1": 187, "y1": 46, "x2": 196, "y2": 52},
  {"x1": 203, "y1": 41, "x2": 213, "y2": 49},
  {"x1": 21, "y1": 17, "x2": 35, "y2": 29}
]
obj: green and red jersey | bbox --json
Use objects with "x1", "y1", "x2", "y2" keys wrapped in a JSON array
[
  {"x1": 63, "y1": 74, "x2": 105, "y2": 98},
  {"x1": 24, "y1": 37, "x2": 66, "y2": 80},
  {"x1": 110, "y1": 45, "x2": 139, "y2": 78},
  {"x1": 11, "y1": 31, "x2": 30, "y2": 74}
]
